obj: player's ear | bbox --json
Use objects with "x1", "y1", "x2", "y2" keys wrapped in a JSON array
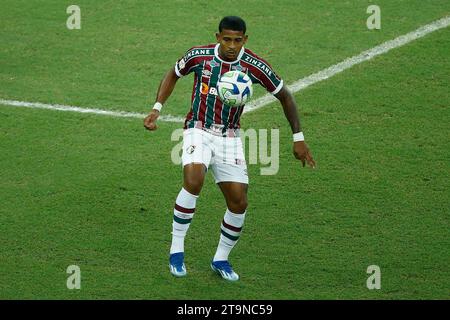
[
  {"x1": 215, "y1": 32, "x2": 221, "y2": 42},
  {"x1": 244, "y1": 34, "x2": 248, "y2": 43}
]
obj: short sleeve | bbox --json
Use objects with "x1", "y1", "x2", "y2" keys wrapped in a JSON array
[
  {"x1": 174, "y1": 48, "x2": 199, "y2": 77},
  {"x1": 244, "y1": 54, "x2": 284, "y2": 95},
  {"x1": 256, "y1": 64, "x2": 283, "y2": 95}
]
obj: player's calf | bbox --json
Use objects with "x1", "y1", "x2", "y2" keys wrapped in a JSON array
[{"x1": 170, "y1": 187, "x2": 198, "y2": 275}]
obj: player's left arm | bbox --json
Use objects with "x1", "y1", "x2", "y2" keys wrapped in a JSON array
[{"x1": 275, "y1": 86, "x2": 316, "y2": 168}]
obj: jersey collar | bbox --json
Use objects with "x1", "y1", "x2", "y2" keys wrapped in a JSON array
[{"x1": 214, "y1": 43, "x2": 245, "y2": 64}]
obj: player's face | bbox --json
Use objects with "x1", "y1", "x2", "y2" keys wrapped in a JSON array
[{"x1": 216, "y1": 29, "x2": 248, "y2": 61}]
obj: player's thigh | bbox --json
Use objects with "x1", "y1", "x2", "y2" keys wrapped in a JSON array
[
  {"x1": 181, "y1": 128, "x2": 213, "y2": 167},
  {"x1": 210, "y1": 135, "x2": 248, "y2": 185},
  {"x1": 181, "y1": 128, "x2": 212, "y2": 194}
]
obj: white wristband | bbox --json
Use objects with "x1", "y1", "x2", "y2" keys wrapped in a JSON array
[
  {"x1": 153, "y1": 102, "x2": 163, "y2": 112},
  {"x1": 293, "y1": 132, "x2": 305, "y2": 142}
]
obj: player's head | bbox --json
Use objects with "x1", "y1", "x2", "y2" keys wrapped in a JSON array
[
  {"x1": 216, "y1": 16, "x2": 248, "y2": 61},
  {"x1": 219, "y1": 16, "x2": 246, "y2": 34}
]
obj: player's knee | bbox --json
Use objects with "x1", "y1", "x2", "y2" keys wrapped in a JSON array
[
  {"x1": 183, "y1": 178, "x2": 203, "y2": 195},
  {"x1": 229, "y1": 198, "x2": 248, "y2": 214}
]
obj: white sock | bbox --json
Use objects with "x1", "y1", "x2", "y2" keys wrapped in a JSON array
[
  {"x1": 170, "y1": 188, "x2": 198, "y2": 254},
  {"x1": 213, "y1": 209, "x2": 246, "y2": 262}
]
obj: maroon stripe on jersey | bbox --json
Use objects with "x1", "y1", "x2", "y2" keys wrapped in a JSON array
[
  {"x1": 235, "y1": 105, "x2": 245, "y2": 127},
  {"x1": 198, "y1": 95, "x2": 208, "y2": 124},
  {"x1": 198, "y1": 60, "x2": 212, "y2": 125},
  {"x1": 174, "y1": 203, "x2": 195, "y2": 214},
  {"x1": 184, "y1": 75, "x2": 199, "y2": 128},
  {"x1": 201, "y1": 61, "x2": 213, "y2": 124},
  {"x1": 184, "y1": 110, "x2": 194, "y2": 129},
  {"x1": 227, "y1": 103, "x2": 239, "y2": 128},
  {"x1": 191, "y1": 72, "x2": 198, "y2": 102},
  {"x1": 222, "y1": 219, "x2": 242, "y2": 232},
  {"x1": 230, "y1": 104, "x2": 242, "y2": 128},
  {"x1": 214, "y1": 63, "x2": 231, "y2": 124}
]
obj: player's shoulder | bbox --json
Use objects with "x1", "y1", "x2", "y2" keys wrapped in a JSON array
[
  {"x1": 241, "y1": 47, "x2": 277, "y2": 77},
  {"x1": 183, "y1": 44, "x2": 215, "y2": 60},
  {"x1": 242, "y1": 48, "x2": 273, "y2": 67}
]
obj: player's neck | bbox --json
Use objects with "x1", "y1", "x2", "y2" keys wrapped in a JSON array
[
  {"x1": 218, "y1": 46, "x2": 237, "y2": 62},
  {"x1": 218, "y1": 52, "x2": 234, "y2": 62}
]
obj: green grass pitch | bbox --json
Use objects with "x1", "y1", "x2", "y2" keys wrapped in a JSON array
[{"x1": 0, "y1": 1, "x2": 449, "y2": 299}]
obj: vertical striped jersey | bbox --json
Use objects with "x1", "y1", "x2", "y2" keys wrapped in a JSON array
[{"x1": 174, "y1": 43, "x2": 283, "y2": 136}]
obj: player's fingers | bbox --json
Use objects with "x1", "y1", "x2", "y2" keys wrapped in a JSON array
[
  {"x1": 144, "y1": 113, "x2": 158, "y2": 124},
  {"x1": 144, "y1": 122, "x2": 156, "y2": 131},
  {"x1": 306, "y1": 153, "x2": 316, "y2": 168},
  {"x1": 144, "y1": 117, "x2": 152, "y2": 127}
]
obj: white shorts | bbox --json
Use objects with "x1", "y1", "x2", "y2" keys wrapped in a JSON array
[{"x1": 181, "y1": 128, "x2": 248, "y2": 184}]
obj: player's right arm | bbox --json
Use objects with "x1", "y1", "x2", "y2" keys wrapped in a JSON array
[{"x1": 144, "y1": 68, "x2": 180, "y2": 131}]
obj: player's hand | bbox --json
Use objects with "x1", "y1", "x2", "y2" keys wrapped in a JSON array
[
  {"x1": 293, "y1": 141, "x2": 316, "y2": 168},
  {"x1": 144, "y1": 109, "x2": 160, "y2": 131}
]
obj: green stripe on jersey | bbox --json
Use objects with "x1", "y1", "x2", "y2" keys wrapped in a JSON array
[
  {"x1": 220, "y1": 62, "x2": 240, "y2": 126},
  {"x1": 204, "y1": 58, "x2": 222, "y2": 127},
  {"x1": 221, "y1": 104, "x2": 232, "y2": 127},
  {"x1": 190, "y1": 69, "x2": 203, "y2": 125}
]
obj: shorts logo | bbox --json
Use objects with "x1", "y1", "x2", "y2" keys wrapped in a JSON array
[
  {"x1": 235, "y1": 159, "x2": 245, "y2": 165},
  {"x1": 187, "y1": 145, "x2": 196, "y2": 154},
  {"x1": 201, "y1": 83, "x2": 209, "y2": 94}
]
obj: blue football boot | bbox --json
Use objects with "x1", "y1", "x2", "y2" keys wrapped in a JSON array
[
  {"x1": 169, "y1": 252, "x2": 187, "y2": 277},
  {"x1": 211, "y1": 260, "x2": 239, "y2": 281}
]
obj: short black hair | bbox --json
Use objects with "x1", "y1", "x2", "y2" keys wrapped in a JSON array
[{"x1": 218, "y1": 16, "x2": 246, "y2": 34}]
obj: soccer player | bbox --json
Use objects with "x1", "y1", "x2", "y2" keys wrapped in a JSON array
[{"x1": 144, "y1": 16, "x2": 315, "y2": 281}]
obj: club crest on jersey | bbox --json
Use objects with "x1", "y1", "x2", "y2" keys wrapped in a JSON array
[
  {"x1": 232, "y1": 65, "x2": 247, "y2": 73},
  {"x1": 209, "y1": 60, "x2": 220, "y2": 68},
  {"x1": 186, "y1": 145, "x2": 196, "y2": 154}
]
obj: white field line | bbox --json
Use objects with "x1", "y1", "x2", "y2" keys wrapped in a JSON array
[
  {"x1": 0, "y1": 16, "x2": 448, "y2": 120},
  {"x1": 0, "y1": 99, "x2": 185, "y2": 122},
  {"x1": 243, "y1": 15, "x2": 450, "y2": 113}
]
